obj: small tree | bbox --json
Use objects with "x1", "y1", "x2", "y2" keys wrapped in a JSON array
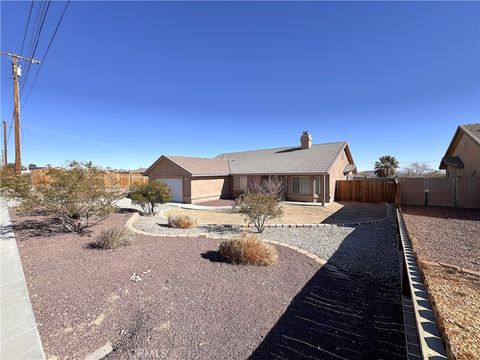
[
  {"x1": 249, "y1": 176, "x2": 287, "y2": 200},
  {"x1": 19, "y1": 161, "x2": 123, "y2": 233},
  {"x1": 374, "y1": 155, "x2": 399, "y2": 177},
  {"x1": 127, "y1": 181, "x2": 171, "y2": 215},
  {"x1": 233, "y1": 191, "x2": 284, "y2": 233}
]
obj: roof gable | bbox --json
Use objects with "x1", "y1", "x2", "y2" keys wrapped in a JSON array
[
  {"x1": 144, "y1": 155, "x2": 230, "y2": 177},
  {"x1": 440, "y1": 123, "x2": 480, "y2": 169}
]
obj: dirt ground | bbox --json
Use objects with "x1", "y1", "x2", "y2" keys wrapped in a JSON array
[
  {"x1": 422, "y1": 265, "x2": 480, "y2": 360},
  {"x1": 167, "y1": 202, "x2": 386, "y2": 225},
  {"x1": 10, "y1": 210, "x2": 321, "y2": 359},
  {"x1": 402, "y1": 206, "x2": 480, "y2": 360}
]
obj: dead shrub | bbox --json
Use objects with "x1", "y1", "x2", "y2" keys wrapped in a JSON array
[
  {"x1": 168, "y1": 215, "x2": 196, "y2": 229},
  {"x1": 92, "y1": 227, "x2": 132, "y2": 250},
  {"x1": 218, "y1": 233, "x2": 278, "y2": 266}
]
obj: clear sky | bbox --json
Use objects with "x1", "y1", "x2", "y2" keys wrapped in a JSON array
[{"x1": 1, "y1": 1, "x2": 479, "y2": 171}]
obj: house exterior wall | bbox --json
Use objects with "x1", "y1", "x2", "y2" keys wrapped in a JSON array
[
  {"x1": 146, "y1": 158, "x2": 192, "y2": 203},
  {"x1": 327, "y1": 148, "x2": 351, "y2": 202},
  {"x1": 448, "y1": 133, "x2": 480, "y2": 177},
  {"x1": 191, "y1": 177, "x2": 230, "y2": 203}
]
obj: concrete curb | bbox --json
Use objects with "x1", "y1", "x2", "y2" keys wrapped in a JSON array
[
  {"x1": 0, "y1": 199, "x2": 45, "y2": 360},
  {"x1": 397, "y1": 209, "x2": 447, "y2": 360},
  {"x1": 126, "y1": 213, "x2": 328, "y2": 266}
]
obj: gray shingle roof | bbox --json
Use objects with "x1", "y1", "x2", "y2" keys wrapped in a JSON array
[
  {"x1": 461, "y1": 123, "x2": 480, "y2": 144},
  {"x1": 216, "y1": 142, "x2": 349, "y2": 175},
  {"x1": 166, "y1": 156, "x2": 230, "y2": 176}
]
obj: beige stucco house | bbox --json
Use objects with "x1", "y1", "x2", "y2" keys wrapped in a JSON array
[
  {"x1": 440, "y1": 123, "x2": 480, "y2": 178},
  {"x1": 144, "y1": 132, "x2": 356, "y2": 204}
]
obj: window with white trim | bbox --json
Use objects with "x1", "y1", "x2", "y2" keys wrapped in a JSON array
[
  {"x1": 292, "y1": 176, "x2": 310, "y2": 195},
  {"x1": 234, "y1": 176, "x2": 248, "y2": 190}
]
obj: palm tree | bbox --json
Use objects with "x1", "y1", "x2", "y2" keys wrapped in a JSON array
[{"x1": 374, "y1": 156, "x2": 399, "y2": 177}]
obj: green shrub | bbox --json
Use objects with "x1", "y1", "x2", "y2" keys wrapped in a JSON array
[
  {"x1": 127, "y1": 181, "x2": 172, "y2": 215},
  {"x1": 219, "y1": 233, "x2": 278, "y2": 266},
  {"x1": 92, "y1": 227, "x2": 132, "y2": 249},
  {"x1": 167, "y1": 215, "x2": 196, "y2": 229},
  {"x1": 17, "y1": 161, "x2": 123, "y2": 233},
  {"x1": 233, "y1": 191, "x2": 284, "y2": 233}
]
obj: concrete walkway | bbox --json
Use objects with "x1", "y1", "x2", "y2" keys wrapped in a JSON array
[{"x1": 0, "y1": 199, "x2": 44, "y2": 360}]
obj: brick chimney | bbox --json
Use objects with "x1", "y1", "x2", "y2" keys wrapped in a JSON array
[{"x1": 300, "y1": 131, "x2": 312, "y2": 149}]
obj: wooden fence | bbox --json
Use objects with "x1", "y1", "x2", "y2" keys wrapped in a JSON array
[
  {"x1": 335, "y1": 179, "x2": 397, "y2": 203},
  {"x1": 30, "y1": 169, "x2": 149, "y2": 188},
  {"x1": 398, "y1": 177, "x2": 480, "y2": 208}
]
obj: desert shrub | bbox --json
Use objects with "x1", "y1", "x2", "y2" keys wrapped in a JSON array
[
  {"x1": 0, "y1": 170, "x2": 32, "y2": 200},
  {"x1": 18, "y1": 161, "x2": 123, "y2": 233},
  {"x1": 233, "y1": 191, "x2": 284, "y2": 233},
  {"x1": 218, "y1": 233, "x2": 278, "y2": 266},
  {"x1": 127, "y1": 181, "x2": 172, "y2": 215},
  {"x1": 167, "y1": 215, "x2": 196, "y2": 229},
  {"x1": 92, "y1": 227, "x2": 132, "y2": 249}
]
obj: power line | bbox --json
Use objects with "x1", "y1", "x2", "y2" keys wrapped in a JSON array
[
  {"x1": 23, "y1": 0, "x2": 71, "y2": 109},
  {"x1": 20, "y1": 0, "x2": 51, "y2": 97},
  {"x1": 19, "y1": 1, "x2": 35, "y2": 56}
]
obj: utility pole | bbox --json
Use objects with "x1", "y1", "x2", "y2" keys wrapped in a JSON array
[
  {"x1": 1, "y1": 51, "x2": 40, "y2": 175},
  {"x1": 3, "y1": 119, "x2": 7, "y2": 169}
]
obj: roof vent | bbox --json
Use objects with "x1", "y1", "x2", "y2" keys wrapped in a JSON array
[{"x1": 300, "y1": 131, "x2": 312, "y2": 149}]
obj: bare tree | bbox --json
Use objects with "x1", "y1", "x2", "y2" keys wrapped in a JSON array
[
  {"x1": 249, "y1": 176, "x2": 287, "y2": 200},
  {"x1": 400, "y1": 162, "x2": 443, "y2": 177}
]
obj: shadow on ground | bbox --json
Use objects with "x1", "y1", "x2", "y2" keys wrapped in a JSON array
[
  {"x1": 322, "y1": 202, "x2": 387, "y2": 224},
  {"x1": 250, "y1": 212, "x2": 407, "y2": 359}
]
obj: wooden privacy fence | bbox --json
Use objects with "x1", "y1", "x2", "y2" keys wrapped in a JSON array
[
  {"x1": 398, "y1": 177, "x2": 480, "y2": 209},
  {"x1": 335, "y1": 179, "x2": 397, "y2": 203},
  {"x1": 30, "y1": 169, "x2": 149, "y2": 188}
]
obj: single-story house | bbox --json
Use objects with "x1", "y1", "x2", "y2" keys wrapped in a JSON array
[
  {"x1": 144, "y1": 131, "x2": 356, "y2": 204},
  {"x1": 440, "y1": 123, "x2": 480, "y2": 178}
]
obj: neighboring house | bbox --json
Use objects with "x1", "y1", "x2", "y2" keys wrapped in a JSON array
[
  {"x1": 144, "y1": 131, "x2": 356, "y2": 204},
  {"x1": 440, "y1": 123, "x2": 480, "y2": 178}
]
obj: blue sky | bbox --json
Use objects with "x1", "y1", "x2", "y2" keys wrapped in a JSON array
[{"x1": 1, "y1": 1, "x2": 479, "y2": 171}]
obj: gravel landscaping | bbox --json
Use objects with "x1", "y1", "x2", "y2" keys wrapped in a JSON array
[
  {"x1": 10, "y1": 202, "x2": 406, "y2": 359},
  {"x1": 402, "y1": 206, "x2": 480, "y2": 271},
  {"x1": 402, "y1": 206, "x2": 480, "y2": 360},
  {"x1": 10, "y1": 209, "x2": 320, "y2": 359}
]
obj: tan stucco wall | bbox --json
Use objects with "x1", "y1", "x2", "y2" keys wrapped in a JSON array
[
  {"x1": 191, "y1": 177, "x2": 230, "y2": 203},
  {"x1": 147, "y1": 158, "x2": 192, "y2": 203},
  {"x1": 449, "y1": 133, "x2": 480, "y2": 177},
  {"x1": 327, "y1": 148, "x2": 351, "y2": 202}
]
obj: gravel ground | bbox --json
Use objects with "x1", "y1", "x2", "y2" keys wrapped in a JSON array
[
  {"x1": 132, "y1": 206, "x2": 389, "y2": 262},
  {"x1": 252, "y1": 204, "x2": 406, "y2": 359},
  {"x1": 10, "y1": 210, "x2": 320, "y2": 360},
  {"x1": 402, "y1": 206, "x2": 480, "y2": 271},
  {"x1": 11, "y1": 204, "x2": 406, "y2": 359}
]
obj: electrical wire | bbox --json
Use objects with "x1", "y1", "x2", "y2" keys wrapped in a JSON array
[
  {"x1": 19, "y1": 1, "x2": 35, "y2": 56},
  {"x1": 23, "y1": 0, "x2": 71, "y2": 109},
  {"x1": 20, "y1": 0, "x2": 51, "y2": 97}
]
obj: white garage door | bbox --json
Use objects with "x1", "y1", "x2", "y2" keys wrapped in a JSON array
[{"x1": 156, "y1": 178, "x2": 183, "y2": 202}]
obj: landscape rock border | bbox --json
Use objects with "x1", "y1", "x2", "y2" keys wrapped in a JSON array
[{"x1": 125, "y1": 212, "x2": 328, "y2": 266}]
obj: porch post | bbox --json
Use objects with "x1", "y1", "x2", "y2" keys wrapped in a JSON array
[{"x1": 322, "y1": 174, "x2": 326, "y2": 206}]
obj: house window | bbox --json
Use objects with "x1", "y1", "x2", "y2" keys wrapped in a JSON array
[
  {"x1": 234, "y1": 176, "x2": 248, "y2": 190},
  {"x1": 292, "y1": 176, "x2": 310, "y2": 194}
]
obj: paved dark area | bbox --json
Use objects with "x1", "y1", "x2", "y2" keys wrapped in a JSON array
[{"x1": 251, "y1": 206, "x2": 407, "y2": 360}]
